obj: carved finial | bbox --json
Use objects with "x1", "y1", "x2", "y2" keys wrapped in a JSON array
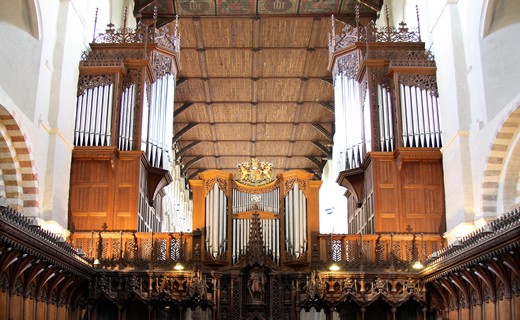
[
  {"x1": 416, "y1": 5, "x2": 422, "y2": 41},
  {"x1": 174, "y1": 14, "x2": 179, "y2": 38},
  {"x1": 122, "y1": 7, "x2": 128, "y2": 41},
  {"x1": 385, "y1": 5, "x2": 391, "y2": 41},
  {"x1": 93, "y1": 7, "x2": 99, "y2": 42},
  {"x1": 331, "y1": 15, "x2": 335, "y2": 51},
  {"x1": 355, "y1": 4, "x2": 360, "y2": 41},
  {"x1": 247, "y1": 211, "x2": 265, "y2": 266},
  {"x1": 153, "y1": 5, "x2": 158, "y2": 24},
  {"x1": 123, "y1": 7, "x2": 128, "y2": 29}
]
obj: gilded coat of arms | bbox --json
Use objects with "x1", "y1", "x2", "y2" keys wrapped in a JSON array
[{"x1": 236, "y1": 158, "x2": 273, "y2": 186}]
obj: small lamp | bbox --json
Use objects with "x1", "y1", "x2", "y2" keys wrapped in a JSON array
[
  {"x1": 329, "y1": 263, "x2": 340, "y2": 271},
  {"x1": 412, "y1": 260, "x2": 424, "y2": 270},
  {"x1": 174, "y1": 262, "x2": 184, "y2": 270}
]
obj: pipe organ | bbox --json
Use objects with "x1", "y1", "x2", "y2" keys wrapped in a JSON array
[
  {"x1": 190, "y1": 169, "x2": 321, "y2": 267},
  {"x1": 330, "y1": 16, "x2": 441, "y2": 171},
  {"x1": 69, "y1": 17, "x2": 181, "y2": 232},
  {"x1": 330, "y1": 13, "x2": 446, "y2": 234}
]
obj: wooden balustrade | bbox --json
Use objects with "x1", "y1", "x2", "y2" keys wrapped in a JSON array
[
  {"x1": 317, "y1": 233, "x2": 445, "y2": 271},
  {"x1": 70, "y1": 231, "x2": 195, "y2": 270}
]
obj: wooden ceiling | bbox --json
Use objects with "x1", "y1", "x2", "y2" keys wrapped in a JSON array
[{"x1": 135, "y1": 0, "x2": 381, "y2": 180}]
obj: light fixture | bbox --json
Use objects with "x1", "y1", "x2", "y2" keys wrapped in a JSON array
[
  {"x1": 329, "y1": 263, "x2": 340, "y2": 271},
  {"x1": 412, "y1": 260, "x2": 424, "y2": 270},
  {"x1": 174, "y1": 262, "x2": 184, "y2": 270},
  {"x1": 76, "y1": 248, "x2": 85, "y2": 257},
  {"x1": 93, "y1": 259, "x2": 101, "y2": 267}
]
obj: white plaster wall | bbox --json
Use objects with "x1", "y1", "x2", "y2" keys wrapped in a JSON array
[
  {"x1": 319, "y1": 160, "x2": 349, "y2": 234},
  {"x1": 0, "y1": 0, "x2": 123, "y2": 235}
]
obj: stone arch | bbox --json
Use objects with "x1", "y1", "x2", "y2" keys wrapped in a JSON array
[
  {"x1": 0, "y1": 106, "x2": 39, "y2": 215},
  {"x1": 481, "y1": 106, "x2": 520, "y2": 216},
  {"x1": 0, "y1": 0, "x2": 41, "y2": 39},
  {"x1": 480, "y1": 0, "x2": 520, "y2": 37}
]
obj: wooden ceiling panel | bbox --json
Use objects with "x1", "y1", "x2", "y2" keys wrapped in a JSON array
[
  {"x1": 310, "y1": 17, "x2": 333, "y2": 48},
  {"x1": 295, "y1": 123, "x2": 334, "y2": 141},
  {"x1": 257, "y1": 78, "x2": 301, "y2": 102},
  {"x1": 254, "y1": 141, "x2": 290, "y2": 155},
  {"x1": 174, "y1": 103, "x2": 211, "y2": 122},
  {"x1": 257, "y1": 49, "x2": 307, "y2": 77},
  {"x1": 306, "y1": 49, "x2": 332, "y2": 77},
  {"x1": 177, "y1": 49, "x2": 203, "y2": 77},
  {"x1": 214, "y1": 124, "x2": 252, "y2": 140},
  {"x1": 209, "y1": 79, "x2": 252, "y2": 101},
  {"x1": 211, "y1": 103, "x2": 253, "y2": 122},
  {"x1": 175, "y1": 124, "x2": 213, "y2": 140},
  {"x1": 259, "y1": 17, "x2": 314, "y2": 48},
  {"x1": 175, "y1": 79, "x2": 207, "y2": 101},
  {"x1": 296, "y1": 103, "x2": 334, "y2": 122},
  {"x1": 290, "y1": 142, "x2": 323, "y2": 156},
  {"x1": 215, "y1": 141, "x2": 252, "y2": 156},
  {"x1": 165, "y1": 14, "x2": 381, "y2": 179},
  {"x1": 177, "y1": 18, "x2": 198, "y2": 48},
  {"x1": 293, "y1": 157, "x2": 320, "y2": 168},
  {"x1": 303, "y1": 79, "x2": 334, "y2": 101},
  {"x1": 183, "y1": 141, "x2": 219, "y2": 156},
  {"x1": 256, "y1": 103, "x2": 297, "y2": 122},
  {"x1": 256, "y1": 123, "x2": 294, "y2": 140},
  {"x1": 201, "y1": 18, "x2": 253, "y2": 48},
  {"x1": 205, "y1": 49, "x2": 253, "y2": 77},
  {"x1": 188, "y1": 157, "x2": 218, "y2": 170},
  {"x1": 217, "y1": 141, "x2": 252, "y2": 154}
]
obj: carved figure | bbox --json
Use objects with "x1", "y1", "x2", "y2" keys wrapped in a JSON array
[{"x1": 248, "y1": 267, "x2": 265, "y2": 301}]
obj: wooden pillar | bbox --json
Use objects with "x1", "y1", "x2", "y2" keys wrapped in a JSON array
[
  {"x1": 391, "y1": 73, "x2": 403, "y2": 148},
  {"x1": 189, "y1": 179, "x2": 205, "y2": 263}
]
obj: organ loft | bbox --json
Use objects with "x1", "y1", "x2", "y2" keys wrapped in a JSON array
[{"x1": 0, "y1": 1, "x2": 519, "y2": 320}]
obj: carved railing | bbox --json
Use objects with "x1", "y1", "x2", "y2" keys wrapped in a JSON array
[
  {"x1": 317, "y1": 233, "x2": 445, "y2": 272},
  {"x1": 70, "y1": 231, "x2": 194, "y2": 270},
  {"x1": 0, "y1": 205, "x2": 93, "y2": 286},
  {"x1": 92, "y1": 7, "x2": 180, "y2": 56},
  {"x1": 423, "y1": 208, "x2": 520, "y2": 271},
  {"x1": 0, "y1": 206, "x2": 85, "y2": 260},
  {"x1": 329, "y1": 5, "x2": 422, "y2": 55}
]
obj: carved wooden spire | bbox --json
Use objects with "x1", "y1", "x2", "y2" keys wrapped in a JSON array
[{"x1": 246, "y1": 202, "x2": 265, "y2": 266}]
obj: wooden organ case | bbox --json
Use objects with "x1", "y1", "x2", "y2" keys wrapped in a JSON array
[
  {"x1": 329, "y1": 15, "x2": 446, "y2": 234},
  {"x1": 68, "y1": 17, "x2": 180, "y2": 232},
  {"x1": 189, "y1": 169, "x2": 321, "y2": 268}
]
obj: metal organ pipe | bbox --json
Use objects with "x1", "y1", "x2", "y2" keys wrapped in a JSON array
[
  {"x1": 205, "y1": 183, "x2": 227, "y2": 258},
  {"x1": 232, "y1": 189, "x2": 279, "y2": 214},
  {"x1": 284, "y1": 184, "x2": 307, "y2": 258},
  {"x1": 220, "y1": 186, "x2": 226, "y2": 254},
  {"x1": 119, "y1": 84, "x2": 135, "y2": 151},
  {"x1": 230, "y1": 186, "x2": 282, "y2": 265},
  {"x1": 74, "y1": 84, "x2": 114, "y2": 147},
  {"x1": 399, "y1": 84, "x2": 441, "y2": 148}
]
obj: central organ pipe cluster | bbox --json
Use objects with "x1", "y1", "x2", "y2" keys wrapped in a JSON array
[{"x1": 193, "y1": 170, "x2": 320, "y2": 266}]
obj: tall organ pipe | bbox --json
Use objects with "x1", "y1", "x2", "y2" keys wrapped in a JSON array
[
  {"x1": 284, "y1": 184, "x2": 307, "y2": 258},
  {"x1": 205, "y1": 183, "x2": 227, "y2": 258}
]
